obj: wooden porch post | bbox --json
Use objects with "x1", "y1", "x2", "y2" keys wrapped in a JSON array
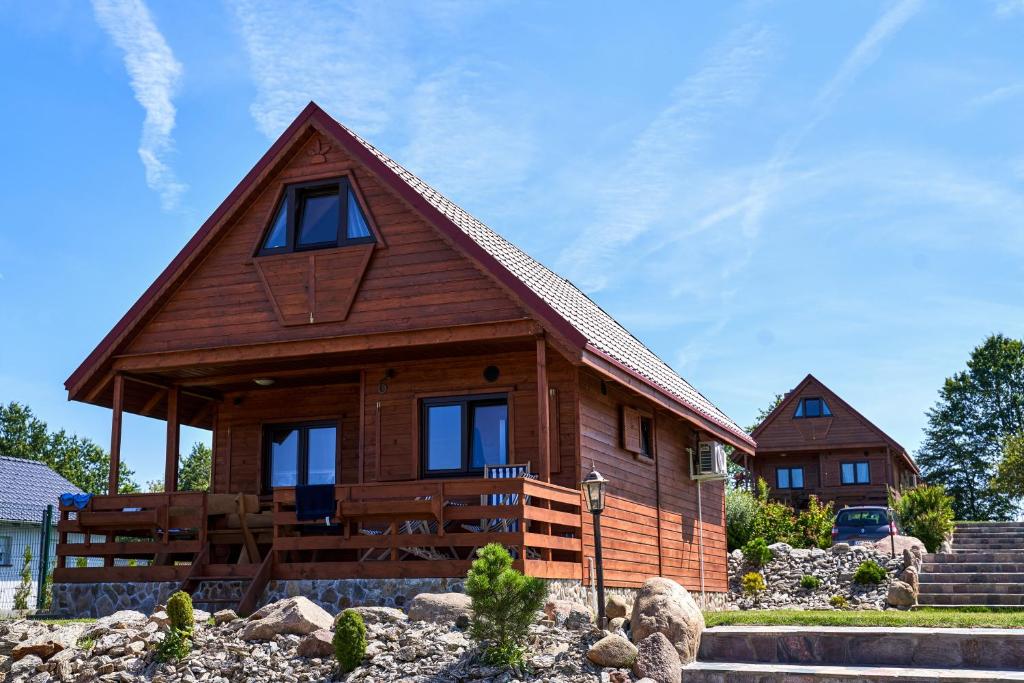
[
  {"x1": 536, "y1": 336, "x2": 551, "y2": 482},
  {"x1": 165, "y1": 386, "x2": 180, "y2": 492},
  {"x1": 108, "y1": 374, "x2": 124, "y2": 495}
]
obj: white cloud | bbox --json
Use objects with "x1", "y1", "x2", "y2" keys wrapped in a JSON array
[
  {"x1": 92, "y1": 0, "x2": 186, "y2": 210},
  {"x1": 229, "y1": 0, "x2": 412, "y2": 138},
  {"x1": 969, "y1": 82, "x2": 1024, "y2": 109}
]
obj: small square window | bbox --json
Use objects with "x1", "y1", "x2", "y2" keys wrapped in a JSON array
[
  {"x1": 841, "y1": 461, "x2": 870, "y2": 485},
  {"x1": 296, "y1": 189, "x2": 340, "y2": 247},
  {"x1": 422, "y1": 395, "x2": 509, "y2": 476},
  {"x1": 263, "y1": 422, "x2": 337, "y2": 492},
  {"x1": 776, "y1": 466, "x2": 804, "y2": 489},
  {"x1": 258, "y1": 177, "x2": 375, "y2": 255}
]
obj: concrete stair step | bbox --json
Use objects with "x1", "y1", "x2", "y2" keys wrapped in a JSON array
[
  {"x1": 921, "y1": 572, "x2": 1024, "y2": 584},
  {"x1": 919, "y1": 582, "x2": 1024, "y2": 595},
  {"x1": 954, "y1": 529, "x2": 1024, "y2": 536},
  {"x1": 683, "y1": 661, "x2": 1024, "y2": 682},
  {"x1": 924, "y1": 562, "x2": 1024, "y2": 573},
  {"x1": 954, "y1": 543, "x2": 1024, "y2": 550},
  {"x1": 926, "y1": 552, "x2": 1024, "y2": 563},
  {"x1": 955, "y1": 522, "x2": 1024, "y2": 529},
  {"x1": 698, "y1": 626, "x2": 1024, "y2": 670},
  {"x1": 919, "y1": 593, "x2": 1024, "y2": 605}
]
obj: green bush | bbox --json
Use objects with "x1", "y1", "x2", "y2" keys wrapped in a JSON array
[
  {"x1": 333, "y1": 609, "x2": 367, "y2": 673},
  {"x1": 742, "y1": 571, "x2": 766, "y2": 596},
  {"x1": 890, "y1": 484, "x2": 955, "y2": 553},
  {"x1": 726, "y1": 488, "x2": 758, "y2": 551},
  {"x1": 465, "y1": 543, "x2": 548, "y2": 667},
  {"x1": 742, "y1": 538, "x2": 772, "y2": 567},
  {"x1": 156, "y1": 627, "x2": 192, "y2": 663},
  {"x1": 853, "y1": 560, "x2": 887, "y2": 585},
  {"x1": 793, "y1": 496, "x2": 835, "y2": 549},
  {"x1": 752, "y1": 479, "x2": 797, "y2": 545},
  {"x1": 829, "y1": 595, "x2": 849, "y2": 609},
  {"x1": 800, "y1": 575, "x2": 821, "y2": 590},
  {"x1": 167, "y1": 591, "x2": 194, "y2": 633}
]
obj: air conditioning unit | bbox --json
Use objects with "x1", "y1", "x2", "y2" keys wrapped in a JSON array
[{"x1": 690, "y1": 440, "x2": 727, "y2": 480}]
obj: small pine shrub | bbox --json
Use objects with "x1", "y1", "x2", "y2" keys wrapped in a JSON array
[
  {"x1": 465, "y1": 543, "x2": 548, "y2": 667},
  {"x1": 853, "y1": 560, "x2": 887, "y2": 585},
  {"x1": 156, "y1": 627, "x2": 192, "y2": 663},
  {"x1": 800, "y1": 574, "x2": 821, "y2": 590},
  {"x1": 13, "y1": 545, "x2": 32, "y2": 611},
  {"x1": 829, "y1": 595, "x2": 849, "y2": 609},
  {"x1": 742, "y1": 537, "x2": 772, "y2": 567},
  {"x1": 741, "y1": 571, "x2": 766, "y2": 596},
  {"x1": 167, "y1": 591, "x2": 194, "y2": 633},
  {"x1": 333, "y1": 609, "x2": 367, "y2": 673}
]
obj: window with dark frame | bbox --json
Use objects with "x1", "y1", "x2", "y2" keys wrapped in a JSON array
[
  {"x1": 258, "y1": 177, "x2": 374, "y2": 256},
  {"x1": 776, "y1": 466, "x2": 804, "y2": 489},
  {"x1": 0, "y1": 535, "x2": 11, "y2": 566},
  {"x1": 841, "y1": 461, "x2": 870, "y2": 485},
  {"x1": 422, "y1": 394, "x2": 509, "y2": 476},
  {"x1": 794, "y1": 396, "x2": 831, "y2": 418},
  {"x1": 639, "y1": 415, "x2": 654, "y2": 458},
  {"x1": 262, "y1": 421, "x2": 338, "y2": 492}
]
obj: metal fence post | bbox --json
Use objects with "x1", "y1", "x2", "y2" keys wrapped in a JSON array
[{"x1": 36, "y1": 504, "x2": 53, "y2": 610}]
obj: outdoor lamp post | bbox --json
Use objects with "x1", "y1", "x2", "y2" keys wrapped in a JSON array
[{"x1": 581, "y1": 467, "x2": 608, "y2": 628}]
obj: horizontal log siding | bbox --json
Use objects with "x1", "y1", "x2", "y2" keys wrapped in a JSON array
[
  {"x1": 127, "y1": 133, "x2": 527, "y2": 355},
  {"x1": 212, "y1": 349, "x2": 578, "y2": 493},
  {"x1": 578, "y1": 369, "x2": 727, "y2": 592},
  {"x1": 752, "y1": 449, "x2": 894, "y2": 508}
]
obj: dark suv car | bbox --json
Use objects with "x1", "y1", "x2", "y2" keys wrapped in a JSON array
[{"x1": 832, "y1": 506, "x2": 899, "y2": 545}]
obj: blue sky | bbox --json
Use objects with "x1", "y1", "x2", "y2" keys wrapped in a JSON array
[{"x1": 2, "y1": 0, "x2": 1023, "y2": 486}]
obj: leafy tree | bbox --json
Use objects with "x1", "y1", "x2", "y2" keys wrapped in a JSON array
[
  {"x1": 993, "y1": 432, "x2": 1024, "y2": 499},
  {"x1": 917, "y1": 334, "x2": 1024, "y2": 520},
  {"x1": 146, "y1": 479, "x2": 165, "y2": 493},
  {"x1": 728, "y1": 393, "x2": 785, "y2": 487},
  {"x1": 465, "y1": 543, "x2": 548, "y2": 667},
  {"x1": 13, "y1": 545, "x2": 32, "y2": 611},
  {"x1": 749, "y1": 393, "x2": 785, "y2": 432},
  {"x1": 0, "y1": 401, "x2": 138, "y2": 494},
  {"x1": 179, "y1": 442, "x2": 211, "y2": 491}
]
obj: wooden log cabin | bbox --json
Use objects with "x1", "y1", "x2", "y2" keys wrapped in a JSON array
[
  {"x1": 744, "y1": 374, "x2": 919, "y2": 510},
  {"x1": 53, "y1": 102, "x2": 754, "y2": 617}
]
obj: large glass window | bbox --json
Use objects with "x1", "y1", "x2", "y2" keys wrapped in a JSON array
[
  {"x1": 422, "y1": 395, "x2": 508, "y2": 475},
  {"x1": 258, "y1": 177, "x2": 375, "y2": 255},
  {"x1": 776, "y1": 466, "x2": 804, "y2": 489},
  {"x1": 794, "y1": 397, "x2": 832, "y2": 418},
  {"x1": 264, "y1": 422, "x2": 337, "y2": 491},
  {"x1": 841, "y1": 461, "x2": 870, "y2": 485}
]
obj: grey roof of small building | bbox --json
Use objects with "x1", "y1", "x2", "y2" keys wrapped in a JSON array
[
  {"x1": 347, "y1": 128, "x2": 752, "y2": 445},
  {"x1": 0, "y1": 455, "x2": 81, "y2": 524}
]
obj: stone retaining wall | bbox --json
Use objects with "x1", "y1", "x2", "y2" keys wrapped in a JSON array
[{"x1": 52, "y1": 581, "x2": 179, "y2": 618}]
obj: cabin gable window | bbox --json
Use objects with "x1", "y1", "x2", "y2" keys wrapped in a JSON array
[
  {"x1": 421, "y1": 394, "x2": 509, "y2": 476},
  {"x1": 794, "y1": 396, "x2": 831, "y2": 418},
  {"x1": 262, "y1": 421, "x2": 338, "y2": 492},
  {"x1": 841, "y1": 460, "x2": 870, "y2": 485},
  {"x1": 776, "y1": 466, "x2": 804, "y2": 489},
  {"x1": 258, "y1": 177, "x2": 374, "y2": 256},
  {"x1": 622, "y1": 406, "x2": 655, "y2": 460}
]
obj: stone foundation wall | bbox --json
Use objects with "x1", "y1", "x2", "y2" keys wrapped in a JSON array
[{"x1": 54, "y1": 577, "x2": 726, "y2": 618}]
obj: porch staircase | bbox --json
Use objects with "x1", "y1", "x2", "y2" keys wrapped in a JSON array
[
  {"x1": 689, "y1": 625, "x2": 1024, "y2": 681},
  {"x1": 919, "y1": 521, "x2": 1024, "y2": 607},
  {"x1": 178, "y1": 546, "x2": 273, "y2": 616}
]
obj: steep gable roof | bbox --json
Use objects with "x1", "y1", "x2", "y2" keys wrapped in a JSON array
[
  {"x1": 0, "y1": 455, "x2": 81, "y2": 524},
  {"x1": 66, "y1": 102, "x2": 753, "y2": 450},
  {"x1": 751, "y1": 374, "x2": 917, "y2": 473}
]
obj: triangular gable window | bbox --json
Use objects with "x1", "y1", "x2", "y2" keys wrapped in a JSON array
[
  {"x1": 259, "y1": 176, "x2": 375, "y2": 255},
  {"x1": 794, "y1": 397, "x2": 831, "y2": 418}
]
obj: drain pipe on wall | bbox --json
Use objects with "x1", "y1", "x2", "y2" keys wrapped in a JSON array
[{"x1": 697, "y1": 478, "x2": 706, "y2": 606}]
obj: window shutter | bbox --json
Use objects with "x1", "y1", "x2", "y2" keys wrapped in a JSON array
[{"x1": 622, "y1": 406, "x2": 642, "y2": 453}]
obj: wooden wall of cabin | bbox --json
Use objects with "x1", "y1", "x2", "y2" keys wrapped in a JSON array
[
  {"x1": 751, "y1": 448, "x2": 893, "y2": 509},
  {"x1": 577, "y1": 369, "x2": 727, "y2": 593},
  {"x1": 211, "y1": 346, "x2": 578, "y2": 494}
]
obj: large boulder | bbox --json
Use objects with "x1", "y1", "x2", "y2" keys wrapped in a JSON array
[
  {"x1": 240, "y1": 596, "x2": 333, "y2": 641},
  {"x1": 407, "y1": 592, "x2": 472, "y2": 627},
  {"x1": 886, "y1": 580, "x2": 917, "y2": 608},
  {"x1": 633, "y1": 632, "x2": 682, "y2": 683},
  {"x1": 630, "y1": 577, "x2": 704, "y2": 663},
  {"x1": 873, "y1": 535, "x2": 925, "y2": 556},
  {"x1": 899, "y1": 565, "x2": 920, "y2": 594},
  {"x1": 12, "y1": 622, "x2": 87, "y2": 661},
  {"x1": 350, "y1": 605, "x2": 408, "y2": 626},
  {"x1": 606, "y1": 595, "x2": 630, "y2": 620},
  {"x1": 81, "y1": 610, "x2": 147, "y2": 640},
  {"x1": 586, "y1": 633, "x2": 638, "y2": 668},
  {"x1": 297, "y1": 629, "x2": 335, "y2": 658},
  {"x1": 544, "y1": 599, "x2": 593, "y2": 629}
]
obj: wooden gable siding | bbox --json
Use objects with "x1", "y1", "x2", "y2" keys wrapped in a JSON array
[
  {"x1": 577, "y1": 369, "x2": 726, "y2": 593},
  {"x1": 754, "y1": 378, "x2": 890, "y2": 452},
  {"x1": 126, "y1": 132, "x2": 527, "y2": 356},
  {"x1": 212, "y1": 347, "x2": 578, "y2": 493}
]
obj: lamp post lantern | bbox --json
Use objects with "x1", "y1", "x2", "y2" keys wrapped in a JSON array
[{"x1": 581, "y1": 467, "x2": 608, "y2": 628}]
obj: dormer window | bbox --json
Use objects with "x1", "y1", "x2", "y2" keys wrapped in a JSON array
[
  {"x1": 258, "y1": 177, "x2": 374, "y2": 255},
  {"x1": 794, "y1": 397, "x2": 831, "y2": 418}
]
